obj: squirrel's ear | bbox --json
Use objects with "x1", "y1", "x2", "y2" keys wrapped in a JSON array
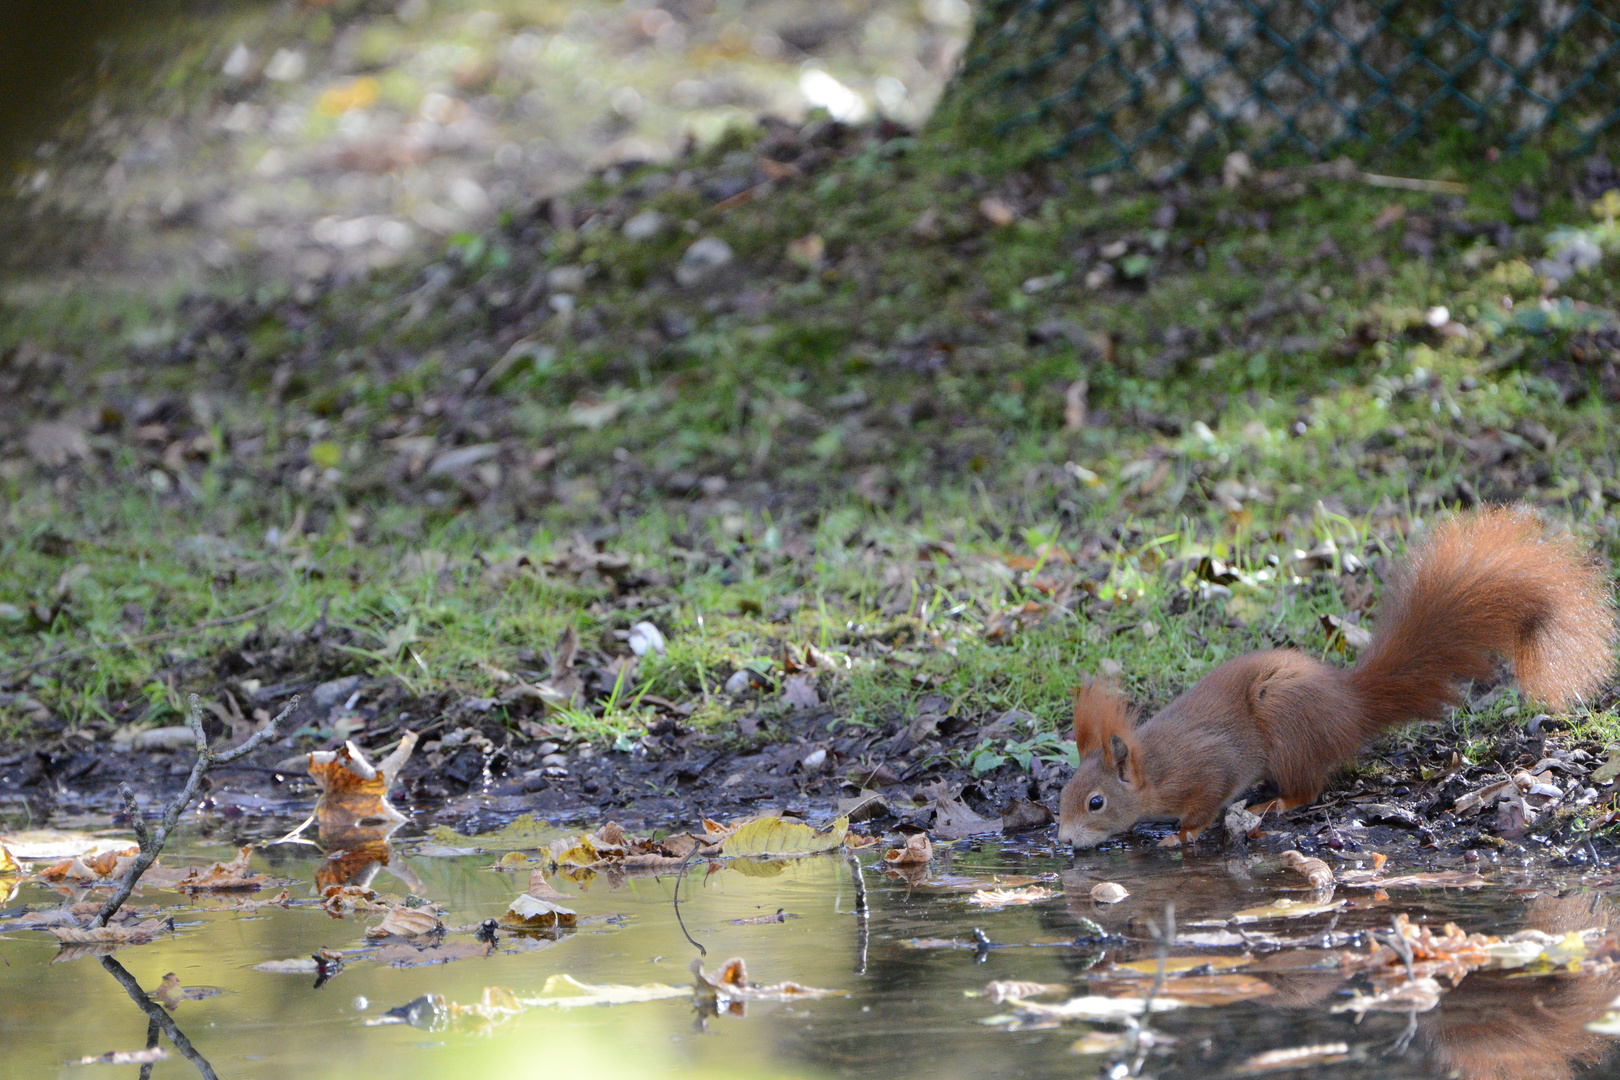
[
  {"x1": 1108, "y1": 733, "x2": 1139, "y2": 787},
  {"x1": 1073, "y1": 679, "x2": 1130, "y2": 757}
]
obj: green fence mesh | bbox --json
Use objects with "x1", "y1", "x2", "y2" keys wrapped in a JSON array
[{"x1": 954, "y1": 0, "x2": 1620, "y2": 175}]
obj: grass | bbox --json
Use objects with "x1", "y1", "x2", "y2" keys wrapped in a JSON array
[{"x1": 5, "y1": 110, "x2": 1620, "y2": 752}]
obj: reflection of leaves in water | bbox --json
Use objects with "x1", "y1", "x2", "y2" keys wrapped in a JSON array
[
  {"x1": 99, "y1": 955, "x2": 221, "y2": 1080},
  {"x1": 426, "y1": 812, "x2": 559, "y2": 852}
]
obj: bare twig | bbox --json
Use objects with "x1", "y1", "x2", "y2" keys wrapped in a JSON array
[
  {"x1": 845, "y1": 848, "x2": 869, "y2": 975},
  {"x1": 671, "y1": 844, "x2": 707, "y2": 957},
  {"x1": 1125, "y1": 901, "x2": 1175, "y2": 1074},
  {"x1": 100, "y1": 956, "x2": 220, "y2": 1080},
  {"x1": 92, "y1": 693, "x2": 297, "y2": 929},
  {"x1": 0, "y1": 602, "x2": 278, "y2": 685}
]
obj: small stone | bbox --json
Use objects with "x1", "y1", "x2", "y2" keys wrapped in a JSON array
[
  {"x1": 622, "y1": 210, "x2": 666, "y2": 241},
  {"x1": 1090, "y1": 882, "x2": 1128, "y2": 904},
  {"x1": 675, "y1": 237, "x2": 734, "y2": 286},
  {"x1": 547, "y1": 265, "x2": 586, "y2": 291},
  {"x1": 312, "y1": 675, "x2": 362, "y2": 710},
  {"x1": 801, "y1": 748, "x2": 828, "y2": 772},
  {"x1": 627, "y1": 621, "x2": 667, "y2": 656},
  {"x1": 263, "y1": 48, "x2": 306, "y2": 82},
  {"x1": 130, "y1": 727, "x2": 200, "y2": 752},
  {"x1": 541, "y1": 753, "x2": 567, "y2": 767}
]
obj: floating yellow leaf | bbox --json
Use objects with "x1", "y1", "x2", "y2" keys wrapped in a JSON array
[{"x1": 720, "y1": 816, "x2": 848, "y2": 859}]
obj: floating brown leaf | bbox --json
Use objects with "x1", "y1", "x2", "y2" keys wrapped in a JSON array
[
  {"x1": 970, "y1": 886, "x2": 1052, "y2": 907},
  {"x1": 882, "y1": 833, "x2": 932, "y2": 867},
  {"x1": 49, "y1": 918, "x2": 168, "y2": 945},
  {"x1": 1230, "y1": 897, "x2": 1345, "y2": 923},
  {"x1": 308, "y1": 732, "x2": 418, "y2": 845},
  {"x1": 501, "y1": 894, "x2": 577, "y2": 929},
  {"x1": 1280, "y1": 850, "x2": 1334, "y2": 890},
  {"x1": 366, "y1": 906, "x2": 444, "y2": 939},
  {"x1": 1090, "y1": 882, "x2": 1129, "y2": 904},
  {"x1": 174, "y1": 847, "x2": 271, "y2": 893},
  {"x1": 690, "y1": 957, "x2": 841, "y2": 1003},
  {"x1": 322, "y1": 884, "x2": 391, "y2": 917}
]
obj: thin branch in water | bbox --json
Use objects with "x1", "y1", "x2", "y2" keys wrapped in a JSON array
[
  {"x1": 671, "y1": 844, "x2": 706, "y2": 957},
  {"x1": 93, "y1": 693, "x2": 297, "y2": 929},
  {"x1": 100, "y1": 956, "x2": 220, "y2": 1080}
]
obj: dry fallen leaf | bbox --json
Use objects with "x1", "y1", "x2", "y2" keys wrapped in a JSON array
[
  {"x1": 1090, "y1": 882, "x2": 1129, "y2": 904},
  {"x1": 969, "y1": 886, "x2": 1052, "y2": 908},
  {"x1": 501, "y1": 894, "x2": 577, "y2": 929},
  {"x1": 691, "y1": 957, "x2": 842, "y2": 1003},
  {"x1": 308, "y1": 733, "x2": 418, "y2": 846},
  {"x1": 49, "y1": 918, "x2": 169, "y2": 945},
  {"x1": 171, "y1": 847, "x2": 271, "y2": 893},
  {"x1": 781, "y1": 673, "x2": 820, "y2": 709},
  {"x1": 882, "y1": 833, "x2": 932, "y2": 867},
  {"x1": 322, "y1": 884, "x2": 391, "y2": 917},
  {"x1": 985, "y1": 980, "x2": 1065, "y2": 1003},
  {"x1": 1279, "y1": 850, "x2": 1334, "y2": 890},
  {"x1": 366, "y1": 907, "x2": 444, "y2": 939},
  {"x1": 72, "y1": 1048, "x2": 169, "y2": 1066},
  {"x1": 720, "y1": 816, "x2": 848, "y2": 858},
  {"x1": 1229, "y1": 897, "x2": 1345, "y2": 923},
  {"x1": 1235, "y1": 1042, "x2": 1352, "y2": 1074}
]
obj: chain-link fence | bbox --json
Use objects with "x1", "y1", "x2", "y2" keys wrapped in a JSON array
[{"x1": 949, "y1": 1, "x2": 1620, "y2": 175}]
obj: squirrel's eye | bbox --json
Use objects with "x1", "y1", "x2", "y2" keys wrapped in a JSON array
[{"x1": 1088, "y1": 795, "x2": 1105, "y2": 812}]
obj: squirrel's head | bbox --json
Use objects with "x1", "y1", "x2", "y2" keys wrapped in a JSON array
[{"x1": 1056, "y1": 679, "x2": 1145, "y2": 849}]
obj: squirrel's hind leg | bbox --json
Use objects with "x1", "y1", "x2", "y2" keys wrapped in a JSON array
[{"x1": 1246, "y1": 795, "x2": 1310, "y2": 816}]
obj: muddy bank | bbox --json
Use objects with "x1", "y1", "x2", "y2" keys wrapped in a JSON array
[{"x1": 6, "y1": 660, "x2": 1617, "y2": 875}]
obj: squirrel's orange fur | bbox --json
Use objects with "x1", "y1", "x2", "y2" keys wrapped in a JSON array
[{"x1": 1056, "y1": 506, "x2": 1616, "y2": 849}]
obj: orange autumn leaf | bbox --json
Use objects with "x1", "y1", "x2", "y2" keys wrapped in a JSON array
[{"x1": 308, "y1": 732, "x2": 418, "y2": 846}]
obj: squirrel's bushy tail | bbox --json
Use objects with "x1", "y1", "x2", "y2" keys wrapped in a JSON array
[{"x1": 1345, "y1": 505, "x2": 1615, "y2": 739}]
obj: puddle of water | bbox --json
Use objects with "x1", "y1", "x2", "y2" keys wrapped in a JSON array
[{"x1": 4, "y1": 826, "x2": 1619, "y2": 1080}]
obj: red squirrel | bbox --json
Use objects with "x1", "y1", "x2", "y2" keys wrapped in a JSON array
[{"x1": 1056, "y1": 506, "x2": 1616, "y2": 849}]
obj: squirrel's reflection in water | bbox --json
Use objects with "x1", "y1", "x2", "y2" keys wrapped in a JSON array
[
  {"x1": 1057, "y1": 872, "x2": 1620, "y2": 1080},
  {"x1": 1418, "y1": 894, "x2": 1620, "y2": 1080}
]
